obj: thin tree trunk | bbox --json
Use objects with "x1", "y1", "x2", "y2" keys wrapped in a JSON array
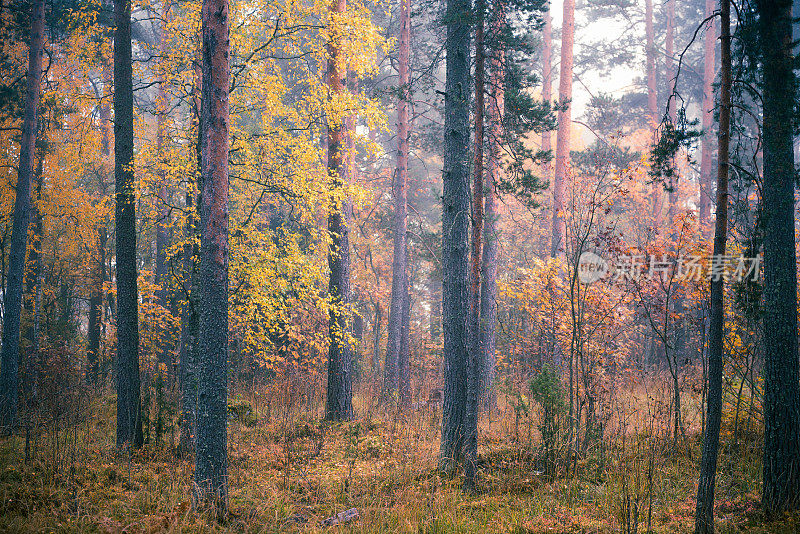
[
  {"x1": 88, "y1": 67, "x2": 112, "y2": 387},
  {"x1": 439, "y1": 0, "x2": 471, "y2": 474},
  {"x1": 666, "y1": 0, "x2": 677, "y2": 222},
  {"x1": 481, "y1": 0, "x2": 504, "y2": 413},
  {"x1": 372, "y1": 301, "x2": 382, "y2": 378},
  {"x1": 179, "y1": 52, "x2": 202, "y2": 457},
  {"x1": 24, "y1": 157, "x2": 43, "y2": 463},
  {"x1": 384, "y1": 0, "x2": 411, "y2": 403},
  {"x1": 0, "y1": 0, "x2": 44, "y2": 435},
  {"x1": 194, "y1": 0, "x2": 230, "y2": 513},
  {"x1": 464, "y1": 0, "x2": 487, "y2": 490},
  {"x1": 645, "y1": 0, "x2": 662, "y2": 230},
  {"x1": 758, "y1": 0, "x2": 800, "y2": 516},
  {"x1": 324, "y1": 0, "x2": 354, "y2": 421},
  {"x1": 155, "y1": 6, "x2": 171, "y2": 376},
  {"x1": 551, "y1": 0, "x2": 575, "y2": 257},
  {"x1": 699, "y1": 0, "x2": 715, "y2": 235},
  {"x1": 398, "y1": 264, "x2": 411, "y2": 408},
  {"x1": 114, "y1": 0, "x2": 144, "y2": 450},
  {"x1": 541, "y1": 6, "x2": 552, "y2": 184}
]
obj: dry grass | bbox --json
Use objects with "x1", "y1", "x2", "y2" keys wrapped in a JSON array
[{"x1": 0, "y1": 380, "x2": 796, "y2": 534}]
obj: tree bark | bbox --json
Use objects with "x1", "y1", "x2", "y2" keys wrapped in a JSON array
[
  {"x1": 481, "y1": 0, "x2": 504, "y2": 413},
  {"x1": 551, "y1": 0, "x2": 575, "y2": 257},
  {"x1": 699, "y1": 0, "x2": 716, "y2": 234},
  {"x1": 541, "y1": 6, "x2": 552, "y2": 184},
  {"x1": 372, "y1": 301, "x2": 382, "y2": 378},
  {"x1": 324, "y1": 0, "x2": 354, "y2": 421},
  {"x1": 384, "y1": 0, "x2": 411, "y2": 403},
  {"x1": 23, "y1": 156, "x2": 43, "y2": 462},
  {"x1": 398, "y1": 267, "x2": 411, "y2": 408},
  {"x1": 758, "y1": 0, "x2": 800, "y2": 516},
  {"x1": 0, "y1": 0, "x2": 44, "y2": 435},
  {"x1": 665, "y1": 0, "x2": 677, "y2": 222},
  {"x1": 194, "y1": 0, "x2": 230, "y2": 513},
  {"x1": 179, "y1": 52, "x2": 202, "y2": 457},
  {"x1": 464, "y1": 0, "x2": 487, "y2": 489},
  {"x1": 439, "y1": 0, "x2": 471, "y2": 474},
  {"x1": 155, "y1": 5, "x2": 171, "y2": 376},
  {"x1": 88, "y1": 68, "x2": 112, "y2": 387},
  {"x1": 114, "y1": 0, "x2": 144, "y2": 450},
  {"x1": 645, "y1": 0, "x2": 662, "y2": 230},
  {"x1": 695, "y1": 1, "x2": 730, "y2": 501}
]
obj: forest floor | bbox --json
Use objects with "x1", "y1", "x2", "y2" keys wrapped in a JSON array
[{"x1": 0, "y1": 387, "x2": 798, "y2": 534}]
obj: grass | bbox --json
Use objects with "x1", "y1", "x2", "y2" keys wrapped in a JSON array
[{"x1": 0, "y1": 381, "x2": 797, "y2": 534}]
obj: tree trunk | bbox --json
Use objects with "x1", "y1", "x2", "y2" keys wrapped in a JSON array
[
  {"x1": 155, "y1": 7, "x2": 171, "y2": 377},
  {"x1": 541, "y1": 6, "x2": 552, "y2": 184},
  {"x1": 645, "y1": 0, "x2": 661, "y2": 230},
  {"x1": 758, "y1": 0, "x2": 800, "y2": 516},
  {"x1": 398, "y1": 267, "x2": 411, "y2": 408},
  {"x1": 0, "y1": 0, "x2": 44, "y2": 435},
  {"x1": 324, "y1": 0, "x2": 354, "y2": 421},
  {"x1": 481, "y1": 0, "x2": 504, "y2": 413},
  {"x1": 23, "y1": 157, "x2": 43, "y2": 462},
  {"x1": 551, "y1": 0, "x2": 575, "y2": 257},
  {"x1": 694, "y1": 6, "x2": 730, "y2": 503},
  {"x1": 179, "y1": 53, "x2": 202, "y2": 457},
  {"x1": 699, "y1": 0, "x2": 715, "y2": 234},
  {"x1": 88, "y1": 69, "x2": 112, "y2": 387},
  {"x1": 87, "y1": 262, "x2": 102, "y2": 384},
  {"x1": 114, "y1": 0, "x2": 144, "y2": 450},
  {"x1": 383, "y1": 0, "x2": 411, "y2": 403},
  {"x1": 464, "y1": 0, "x2": 487, "y2": 489},
  {"x1": 665, "y1": 0, "x2": 677, "y2": 222},
  {"x1": 372, "y1": 301, "x2": 382, "y2": 378},
  {"x1": 439, "y1": 0, "x2": 471, "y2": 474},
  {"x1": 194, "y1": 0, "x2": 230, "y2": 513}
]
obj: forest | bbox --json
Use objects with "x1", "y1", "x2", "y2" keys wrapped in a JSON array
[{"x1": 0, "y1": 0, "x2": 799, "y2": 530}]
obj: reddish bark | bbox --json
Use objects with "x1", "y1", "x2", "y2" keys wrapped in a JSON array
[
  {"x1": 645, "y1": 0, "x2": 662, "y2": 230},
  {"x1": 699, "y1": 0, "x2": 716, "y2": 234},
  {"x1": 0, "y1": 0, "x2": 45, "y2": 434},
  {"x1": 324, "y1": 0, "x2": 354, "y2": 422},
  {"x1": 194, "y1": 0, "x2": 231, "y2": 512},
  {"x1": 695, "y1": 0, "x2": 730, "y2": 529},
  {"x1": 384, "y1": 0, "x2": 411, "y2": 404},
  {"x1": 541, "y1": 8, "x2": 552, "y2": 184},
  {"x1": 551, "y1": 0, "x2": 575, "y2": 257}
]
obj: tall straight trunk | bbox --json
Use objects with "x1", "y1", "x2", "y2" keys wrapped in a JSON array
[
  {"x1": 88, "y1": 67, "x2": 112, "y2": 387},
  {"x1": 439, "y1": 0, "x2": 471, "y2": 474},
  {"x1": 550, "y1": 0, "x2": 575, "y2": 257},
  {"x1": 383, "y1": 0, "x2": 411, "y2": 403},
  {"x1": 699, "y1": 0, "x2": 715, "y2": 235},
  {"x1": 645, "y1": 0, "x2": 662, "y2": 230},
  {"x1": 194, "y1": 0, "x2": 230, "y2": 512},
  {"x1": 541, "y1": 7, "x2": 552, "y2": 183},
  {"x1": 87, "y1": 255, "x2": 102, "y2": 384},
  {"x1": 0, "y1": 0, "x2": 44, "y2": 435},
  {"x1": 155, "y1": 6, "x2": 171, "y2": 374},
  {"x1": 23, "y1": 156, "x2": 43, "y2": 462},
  {"x1": 758, "y1": 0, "x2": 800, "y2": 515},
  {"x1": 665, "y1": 0, "x2": 677, "y2": 222},
  {"x1": 179, "y1": 53, "x2": 202, "y2": 457},
  {"x1": 481, "y1": 0, "x2": 504, "y2": 412},
  {"x1": 464, "y1": 0, "x2": 486, "y2": 489},
  {"x1": 430, "y1": 274, "x2": 441, "y2": 341},
  {"x1": 694, "y1": 4, "x2": 729, "y2": 515},
  {"x1": 114, "y1": 0, "x2": 144, "y2": 450},
  {"x1": 398, "y1": 267, "x2": 411, "y2": 408},
  {"x1": 324, "y1": 0, "x2": 354, "y2": 421},
  {"x1": 372, "y1": 301, "x2": 382, "y2": 377}
]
